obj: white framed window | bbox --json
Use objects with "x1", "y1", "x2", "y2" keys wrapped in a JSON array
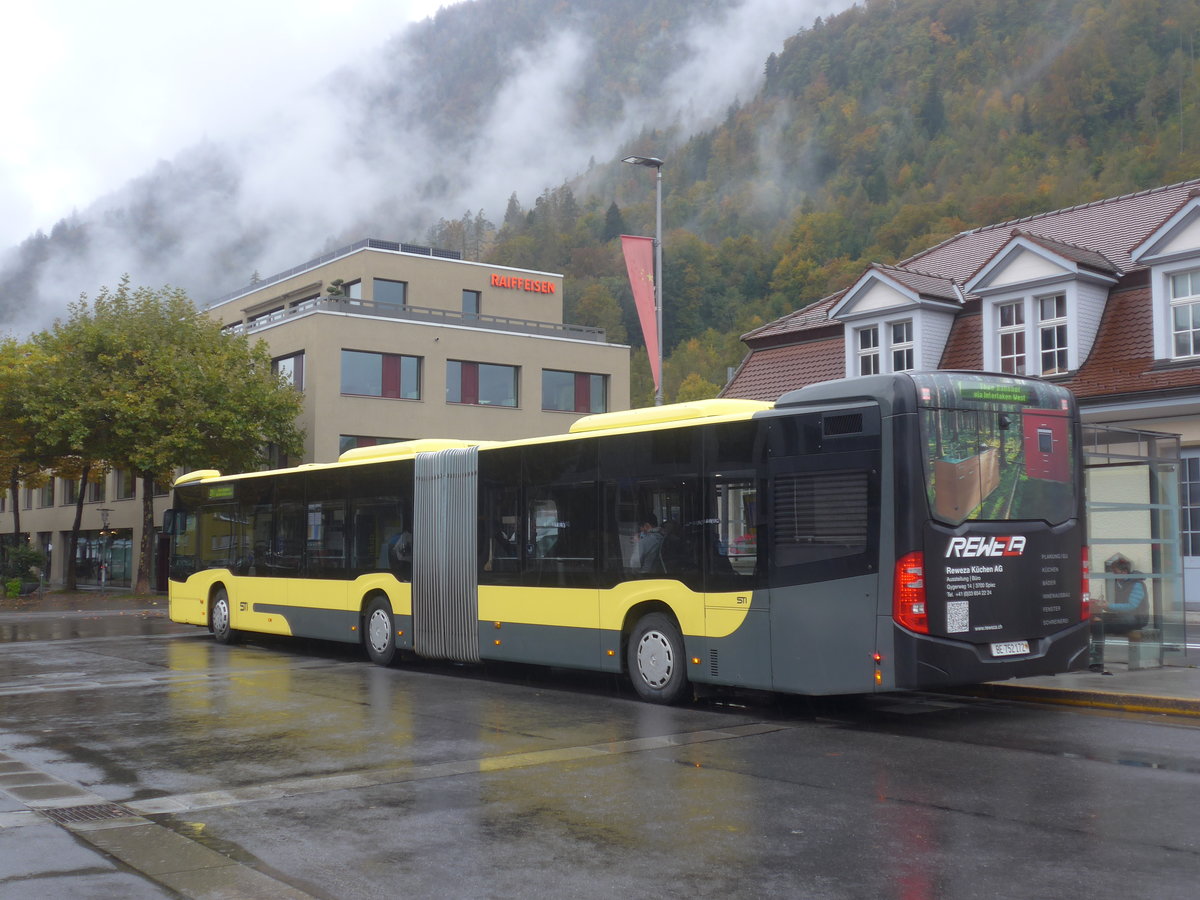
[
  {"x1": 857, "y1": 326, "x2": 880, "y2": 375},
  {"x1": 998, "y1": 301, "x2": 1026, "y2": 374},
  {"x1": 847, "y1": 318, "x2": 924, "y2": 378},
  {"x1": 1170, "y1": 267, "x2": 1200, "y2": 358},
  {"x1": 891, "y1": 320, "x2": 914, "y2": 372},
  {"x1": 1038, "y1": 293, "x2": 1068, "y2": 374}
]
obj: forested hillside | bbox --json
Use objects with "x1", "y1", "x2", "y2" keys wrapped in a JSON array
[
  {"x1": 5, "y1": 0, "x2": 1200, "y2": 405},
  {"x1": 474, "y1": 0, "x2": 1200, "y2": 402}
]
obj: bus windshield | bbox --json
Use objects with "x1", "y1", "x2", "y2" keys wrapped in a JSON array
[{"x1": 913, "y1": 372, "x2": 1076, "y2": 526}]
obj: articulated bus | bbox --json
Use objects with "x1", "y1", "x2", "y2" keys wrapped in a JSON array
[{"x1": 166, "y1": 371, "x2": 1090, "y2": 704}]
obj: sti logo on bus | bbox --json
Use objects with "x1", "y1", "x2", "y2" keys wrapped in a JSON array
[{"x1": 945, "y1": 535, "x2": 1027, "y2": 558}]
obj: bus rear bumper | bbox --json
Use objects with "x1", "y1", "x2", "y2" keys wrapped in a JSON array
[{"x1": 892, "y1": 620, "x2": 1090, "y2": 690}]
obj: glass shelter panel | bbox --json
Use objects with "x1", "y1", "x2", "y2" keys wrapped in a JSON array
[{"x1": 1083, "y1": 425, "x2": 1186, "y2": 666}]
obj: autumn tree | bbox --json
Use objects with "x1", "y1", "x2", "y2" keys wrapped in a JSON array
[
  {"x1": 26, "y1": 279, "x2": 304, "y2": 592},
  {"x1": 0, "y1": 338, "x2": 45, "y2": 549}
]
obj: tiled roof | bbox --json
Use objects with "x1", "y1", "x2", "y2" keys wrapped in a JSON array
[
  {"x1": 742, "y1": 293, "x2": 843, "y2": 344},
  {"x1": 1060, "y1": 285, "x2": 1151, "y2": 398},
  {"x1": 905, "y1": 178, "x2": 1200, "y2": 281},
  {"x1": 869, "y1": 263, "x2": 963, "y2": 303},
  {"x1": 724, "y1": 178, "x2": 1200, "y2": 406},
  {"x1": 938, "y1": 308, "x2": 982, "y2": 370},
  {"x1": 1056, "y1": 283, "x2": 1200, "y2": 400},
  {"x1": 1008, "y1": 229, "x2": 1121, "y2": 276},
  {"x1": 723, "y1": 336, "x2": 845, "y2": 400}
]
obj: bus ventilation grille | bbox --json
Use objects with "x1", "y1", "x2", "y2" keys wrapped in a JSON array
[
  {"x1": 823, "y1": 413, "x2": 863, "y2": 436},
  {"x1": 709, "y1": 649, "x2": 720, "y2": 677}
]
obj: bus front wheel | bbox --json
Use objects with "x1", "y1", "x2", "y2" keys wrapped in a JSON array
[
  {"x1": 364, "y1": 597, "x2": 399, "y2": 666},
  {"x1": 628, "y1": 613, "x2": 689, "y2": 705},
  {"x1": 210, "y1": 588, "x2": 237, "y2": 644}
]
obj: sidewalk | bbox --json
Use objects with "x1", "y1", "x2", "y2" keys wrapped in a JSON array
[
  {"x1": 3, "y1": 591, "x2": 1197, "y2": 715},
  {"x1": 0, "y1": 589, "x2": 165, "y2": 614},
  {"x1": 967, "y1": 661, "x2": 1200, "y2": 717}
]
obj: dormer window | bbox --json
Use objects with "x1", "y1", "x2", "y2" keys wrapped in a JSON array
[
  {"x1": 1170, "y1": 267, "x2": 1200, "y2": 358},
  {"x1": 857, "y1": 326, "x2": 880, "y2": 375},
  {"x1": 833, "y1": 265, "x2": 959, "y2": 379},
  {"x1": 997, "y1": 301, "x2": 1026, "y2": 374},
  {"x1": 1039, "y1": 294, "x2": 1068, "y2": 374},
  {"x1": 987, "y1": 292, "x2": 1070, "y2": 377},
  {"x1": 1130, "y1": 193, "x2": 1200, "y2": 362},
  {"x1": 891, "y1": 321, "x2": 914, "y2": 371},
  {"x1": 853, "y1": 319, "x2": 914, "y2": 376},
  {"x1": 970, "y1": 230, "x2": 1120, "y2": 377}
]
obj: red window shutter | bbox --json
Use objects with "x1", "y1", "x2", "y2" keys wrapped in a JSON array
[
  {"x1": 381, "y1": 354, "x2": 401, "y2": 398},
  {"x1": 463, "y1": 362, "x2": 479, "y2": 405},
  {"x1": 574, "y1": 373, "x2": 589, "y2": 413}
]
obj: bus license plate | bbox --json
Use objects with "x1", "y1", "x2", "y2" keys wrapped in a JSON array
[{"x1": 991, "y1": 640, "x2": 1030, "y2": 657}]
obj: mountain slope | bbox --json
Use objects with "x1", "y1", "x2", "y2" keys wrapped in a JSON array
[{"x1": 3, "y1": 0, "x2": 1199, "y2": 408}]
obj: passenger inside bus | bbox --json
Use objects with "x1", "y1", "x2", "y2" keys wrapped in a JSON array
[{"x1": 631, "y1": 514, "x2": 666, "y2": 573}]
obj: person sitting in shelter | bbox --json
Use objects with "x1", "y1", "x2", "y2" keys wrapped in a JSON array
[{"x1": 1101, "y1": 556, "x2": 1148, "y2": 634}]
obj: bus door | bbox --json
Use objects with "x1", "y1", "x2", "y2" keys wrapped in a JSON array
[
  {"x1": 766, "y1": 409, "x2": 882, "y2": 695},
  {"x1": 479, "y1": 441, "x2": 602, "y2": 669},
  {"x1": 237, "y1": 475, "x2": 302, "y2": 636},
  {"x1": 702, "y1": 468, "x2": 771, "y2": 690}
]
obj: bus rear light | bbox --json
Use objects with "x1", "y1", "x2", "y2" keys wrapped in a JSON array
[
  {"x1": 1081, "y1": 546, "x2": 1091, "y2": 621},
  {"x1": 894, "y1": 551, "x2": 929, "y2": 634}
]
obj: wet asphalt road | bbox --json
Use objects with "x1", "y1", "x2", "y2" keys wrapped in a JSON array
[{"x1": 1, "y1": 605, "x2": 1199, "y2": 899}]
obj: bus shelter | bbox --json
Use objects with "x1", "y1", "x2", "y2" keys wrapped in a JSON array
[{"x1": 1083, "y1": 425, "x2": 1188, "y2": 667}]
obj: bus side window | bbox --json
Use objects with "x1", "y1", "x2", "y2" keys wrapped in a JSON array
[
  {"x1": 306, "y1": 500, "x2": 347, "y2": 577},
  {"x1": 197, "y1": 505, "x2": 238, "y2": 572},
  {"x1": 526, "y1": 484, "x2": 596, "y2": 580},
  {"x1": 170, "y1": 510, "x2": 198, "y2": 581},
  {"x1": 608, "y1": 478, "x2": 698, "y2": 580},
  {"x1": 274, "y1": 501, "x2": 305, "y2": 576},
  {"x1": 706, "y1": 474, "x2": 758, "y2": 585},
  {"x1": 481, "y1": 484, "x2": 520, "y2": 576},
  {"x1": 350, "y1": 499, "x2": 408, "y2": 577}
]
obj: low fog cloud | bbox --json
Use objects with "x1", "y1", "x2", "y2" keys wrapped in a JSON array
[{"x1": 7, "y1": 0, "x2": 847, "y2": 336}]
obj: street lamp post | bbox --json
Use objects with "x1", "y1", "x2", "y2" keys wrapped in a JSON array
[{"x1": 622, "y1": 155, "x2": 664, "y2": 406}]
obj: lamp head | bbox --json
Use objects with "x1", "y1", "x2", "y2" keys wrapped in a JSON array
[{"x1": 622, "y1": 155, "x2": 663, "y2": 169}]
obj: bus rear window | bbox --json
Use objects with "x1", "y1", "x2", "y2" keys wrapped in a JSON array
[{"x1": 913, "y1": 373, "x2": 1077, "y2": 526}]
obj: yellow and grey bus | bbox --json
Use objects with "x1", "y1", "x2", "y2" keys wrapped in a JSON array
[{"x1": 166, "y1": 371, "x2": 1090, "y2": 703}]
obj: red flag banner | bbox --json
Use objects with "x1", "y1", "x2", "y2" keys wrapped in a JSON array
[{"x1": 620, "y1": 234, "x2": 659, "y2": 391}]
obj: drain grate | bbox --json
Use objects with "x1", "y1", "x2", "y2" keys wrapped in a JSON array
[{"x1": 40, "y1": 803, "x2": 133, "y2": 825}]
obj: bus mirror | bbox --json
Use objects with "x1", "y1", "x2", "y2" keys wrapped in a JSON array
[
  {"x1": 163, "y1": 509, "x2": 177, "y2": 535},
  {"x1": 998, "y1": 414, "x2": 1012, "y2": 431}
]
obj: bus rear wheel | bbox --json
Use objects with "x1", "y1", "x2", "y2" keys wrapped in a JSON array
[
  {"x1": 628, "y1": 612, "x2": 689, "y2": 704},
  {"x1": 210, "y1": 588, "x2": 237, "y2": 644},
  {"x1": 364, "y1": 597, "x2": 399, "y2": 666}
]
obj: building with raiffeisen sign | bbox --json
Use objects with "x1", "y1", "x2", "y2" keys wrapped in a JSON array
[{"x1": 0, "y1": 238, "x2": 630, "y2": 590}]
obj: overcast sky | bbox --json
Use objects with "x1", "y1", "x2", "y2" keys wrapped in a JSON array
[{"x1": 1, "y1": 0, "x2": 447, "y2": 250}]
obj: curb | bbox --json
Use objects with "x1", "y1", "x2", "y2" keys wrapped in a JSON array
[{"x1": 953, "y1": 682, "x2": 1200, "y2": 717}]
